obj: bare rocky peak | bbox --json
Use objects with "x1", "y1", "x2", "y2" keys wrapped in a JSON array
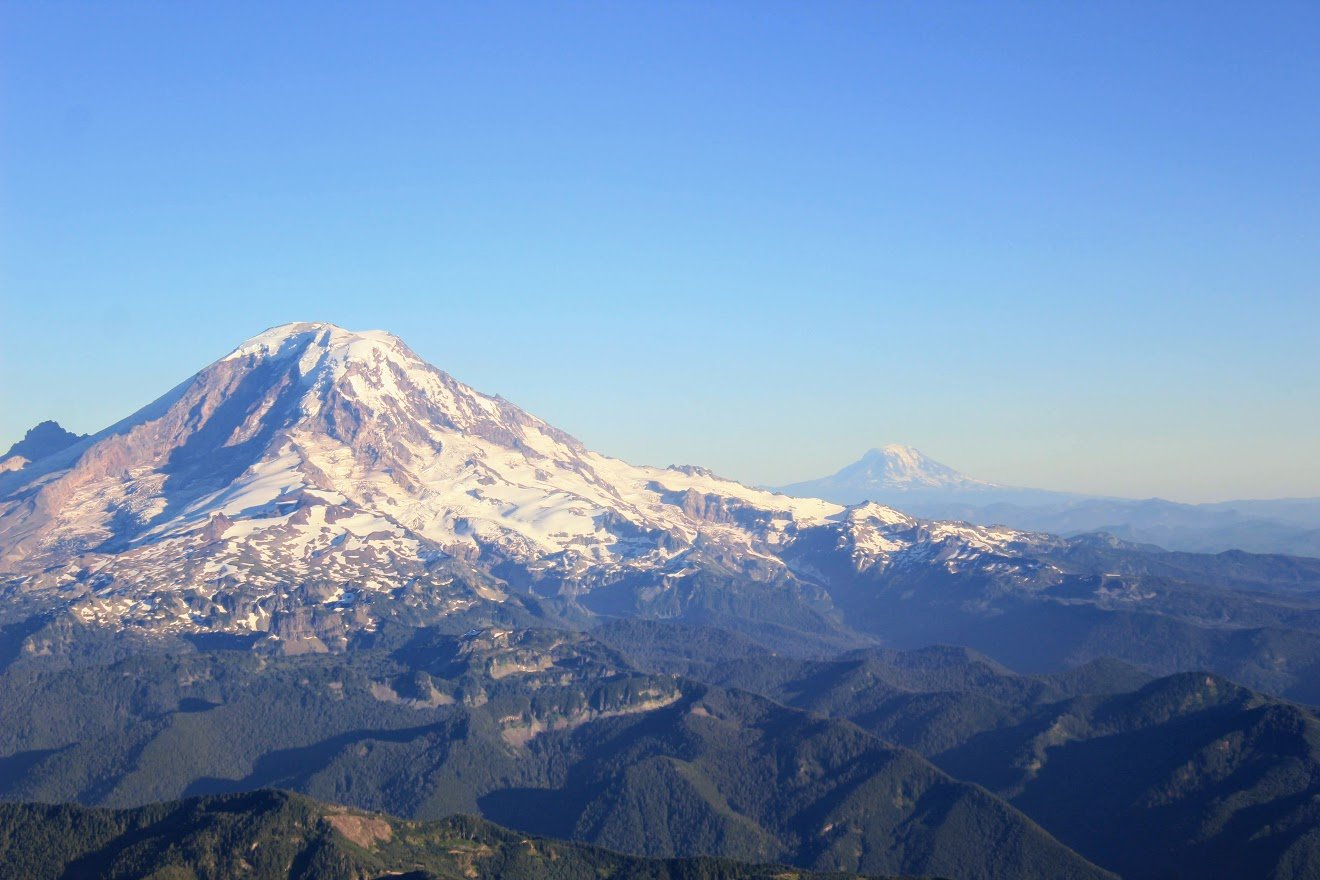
[{"x1": 0, "y1": 420, "x2": 87, "y2": 472}]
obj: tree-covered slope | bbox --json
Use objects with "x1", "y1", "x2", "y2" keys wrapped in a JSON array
[
  {"x1": 9, "y1": 619, "x2": 1320, "y2": 878},
  {"x1": 596, "y1": 620, "x2": 1320, "y2": 880},
  {"x1": 937, "y1": 674, "x2": 1320, "y2": 880},
  {"x1": 0, "y1": 630, "x2": 1112, "y2": 880},
  {"x1": 0, "y1": 789, "x2": 911, "y2": 880}
]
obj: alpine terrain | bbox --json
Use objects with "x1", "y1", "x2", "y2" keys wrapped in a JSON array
[{"x1": 3, "y1": 322, "x2": 1320, "y2": 880}]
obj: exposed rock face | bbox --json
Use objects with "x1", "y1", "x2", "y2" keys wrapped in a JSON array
[{"x1": 0, "y1": 420, "x2": 86, "y2": 472}]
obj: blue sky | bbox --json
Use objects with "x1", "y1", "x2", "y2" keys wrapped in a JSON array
[{"x1": 2, "y1": 2, "x2": 1317, "y2": 502}]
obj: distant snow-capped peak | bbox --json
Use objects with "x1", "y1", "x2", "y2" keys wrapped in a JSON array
[
  {"x1": 779, "y1": 444, "x2": 997, "y2": 502},
  {"x1": 850, "y1": 444, "x2": 997, "y2": 490}
]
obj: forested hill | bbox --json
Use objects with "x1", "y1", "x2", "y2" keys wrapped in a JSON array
[{"x1": 0, "y1": 789, "x2": 920, "y2": 880}]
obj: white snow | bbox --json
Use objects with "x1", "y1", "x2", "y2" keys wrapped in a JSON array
[{"x1": 0, "y1": 321, "x2": 1052, "y2": 638}]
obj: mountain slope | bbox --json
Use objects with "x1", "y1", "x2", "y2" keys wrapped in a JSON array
[
  {"x1": 0, "y1": 322, "x2": 842, "y2": 643},
  {"x1": 0, "y1": 629, "x2": 1114, "y2": 880},
  {"x1": 938, "y1": 673, "x2": 1320, "y2": 880},
  {"x1": 779, "y1": 514, "x2": 1320, "y2": 701},
  {"x1": 595, "y1": 620, "x2": 1320, "y2": 880},
  {"x1": 0, "y1": 789, "x2": 904, "y2": 880}
]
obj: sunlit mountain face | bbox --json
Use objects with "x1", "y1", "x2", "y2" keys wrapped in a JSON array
[{"x1": 0, "y1": 322, "x2": 1063, "y2": 649}]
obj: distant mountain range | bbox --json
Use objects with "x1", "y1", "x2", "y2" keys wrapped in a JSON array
[{"x1": 780, "y1": 445, "x2": 1320, "y2": 557}]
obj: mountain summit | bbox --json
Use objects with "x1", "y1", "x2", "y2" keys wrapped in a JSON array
[
  {"x1": 780, "y1": 444, "x2": 998, "y2": 503},
  {"x1": 1, "y1": 322, "x2": 893, "y2": 644},
  {"x1": 0, "y1": 420, "x2": 86, "y2": 473}
]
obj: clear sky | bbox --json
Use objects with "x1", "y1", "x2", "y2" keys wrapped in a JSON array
[{"x1": 2, "y1": 2, "x2": 1317, "y2": 503}]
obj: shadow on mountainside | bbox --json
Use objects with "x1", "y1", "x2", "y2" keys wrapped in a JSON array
[
  {"x1": 179, "y1": 721, "x2": 448, "y2": 800},
  {"x1": 94, "y1": 357, "x2": 308, "y2": 552}
]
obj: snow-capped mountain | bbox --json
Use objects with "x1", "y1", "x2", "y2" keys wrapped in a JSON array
[
  {"x1": 5, "y1": 322, "x2": 1320, "y2": 697},
  {"x1": 781, "y1": 445, "x2": 1000, "y2": 501},
  {"x1": 4, "y1": 323, "x2": 1042, "y2": 644}
]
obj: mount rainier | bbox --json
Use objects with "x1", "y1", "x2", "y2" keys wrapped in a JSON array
[
  {"x1": 4, "y1": 322, "x2": 1320, "y2": 701},
  {"x1": 0, "y1": 323, "x2": 1040, "y2": 646}
]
